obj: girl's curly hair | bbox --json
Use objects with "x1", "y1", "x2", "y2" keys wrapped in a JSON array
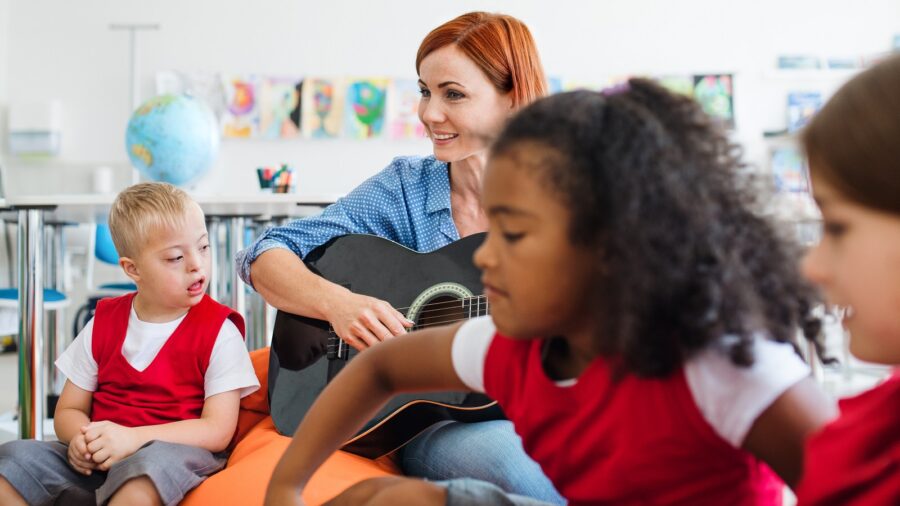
[{"x1": 491, "y1": 81, "x2": 826, "y2": 377}]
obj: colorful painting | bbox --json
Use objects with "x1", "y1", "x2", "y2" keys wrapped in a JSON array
[
  {"x1": 155, "y1": 70, "x2": 227, "y2": 121},
  {"x1": 693, "y1": 74, "x2": 734, "y2": 128},
  {"x1": 221, "y1": 74, "x2": 260, "y2": 138},
  {"x1": 258, "y1": 77, "x2": 302, "y2": 139},
  {"x1": 657, "y1": 75, "x2": 694, "y2": 97},
  {"x1": 547, "y1": 77, "x2": 564, "y2": 95},
  {"x1": 386, "y1": 79, "x2": 425, "y2": 140},
  {"x1": 771, "y1": 146, "x2": 810, "y2": 193},
  {"x1": 301, "y1": 77, "x2": 345, "y2": 139},
  {"x1": 344, "y1": 78, "x2": 388, "y2": 139}
]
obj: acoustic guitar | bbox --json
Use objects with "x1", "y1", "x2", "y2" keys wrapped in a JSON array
[{"x1": 267, "y1": 233, "x2": 504, "y2": 459}]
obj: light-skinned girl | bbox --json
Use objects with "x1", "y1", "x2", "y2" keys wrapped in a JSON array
[
  {"x1": 795, "y1": 53, "x2": 900, "y2": 505},
  {"x1": 266, "y1": 81, "x2": 836, "y2": 505}
]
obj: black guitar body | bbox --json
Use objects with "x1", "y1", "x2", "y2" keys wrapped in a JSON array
[{"x1": 268, "y1": 233, "x2": 502, "y2": 458}]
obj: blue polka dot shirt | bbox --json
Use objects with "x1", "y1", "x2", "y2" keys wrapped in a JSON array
[{"x1": 236, "y1": 155, "x2": 459, "y2": 289}]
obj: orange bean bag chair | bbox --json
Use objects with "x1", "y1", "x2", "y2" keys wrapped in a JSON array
[{"x1": 182, "y1": 348, "x2": 400, "y2": 505}]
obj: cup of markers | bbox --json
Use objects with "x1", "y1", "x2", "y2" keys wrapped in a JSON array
[{"x1": 256, "y1": 164, "x2": 296, "y2": 193}]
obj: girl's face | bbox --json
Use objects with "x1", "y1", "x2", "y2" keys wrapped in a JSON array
[
  {"x1": 418, "y1": 44, "x2": 513, "y2": 164},
  {"x1": 474, "y1": 144, "x2": 599, "y2": 347},
  {"x1": 802, "y1": 174, "x2": 900, "y2": 365}
]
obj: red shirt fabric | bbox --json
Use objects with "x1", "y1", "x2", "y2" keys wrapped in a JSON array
[
  {"x1": 796, "y1": 371, "x2": 900, "y2": 505},
  {"x1": 483, "y1": 333, "x2": 783, "y2": 506},
  {"x1": 90, "y1": 292, "x2": 245, "y2": 427}
]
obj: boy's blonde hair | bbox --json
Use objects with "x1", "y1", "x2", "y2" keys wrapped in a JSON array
[{"x1": 108, "y1": 182, "x2": 195, "y2": 258}]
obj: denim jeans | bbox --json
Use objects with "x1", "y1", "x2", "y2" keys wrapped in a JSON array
[{"x1": 400, "y1": 420, "x2": 565, "y2": 505}]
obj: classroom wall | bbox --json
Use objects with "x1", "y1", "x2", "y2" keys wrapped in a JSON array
[{"x1": 1, "y1": 0, "x2": 899, "y2": 198}]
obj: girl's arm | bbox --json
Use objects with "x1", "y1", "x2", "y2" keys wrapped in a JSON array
[
  {"x1": 265, "y1": 322, "x2": 468, "y2": 505},
  {"x1": 742, "y1": 376, "x2": 838, "y2": 487}
]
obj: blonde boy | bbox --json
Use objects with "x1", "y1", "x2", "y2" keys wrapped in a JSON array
[{"x1": 0, "y1": 183, "x2": 258, "y2": 506}]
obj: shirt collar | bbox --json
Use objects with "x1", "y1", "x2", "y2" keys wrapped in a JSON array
[{"x1": 424, "y1": 156, "x2": 452, "y2": 215}]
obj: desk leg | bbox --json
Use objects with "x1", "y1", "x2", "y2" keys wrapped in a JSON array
[
  {"x1": 17, "y1": 209, "x2": 44, "y2": 440},
  {"x1": 227, "y1": 217, "x2": 247, "y2": 321},
  {"x1": 207, "y1": 218, "x2": 221, "y2": 302}
]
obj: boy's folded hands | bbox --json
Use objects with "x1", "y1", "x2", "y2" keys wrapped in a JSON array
[
  {"x1": 81, "y1": 421, "x2": 143, "y2": 471},
  {"x1": 67, "y1": 433, "x2": 97, "y2": 476}
]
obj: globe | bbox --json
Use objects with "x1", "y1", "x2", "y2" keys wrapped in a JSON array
[{"x1": 125, "y1": 94, "x2": 219, "y2": 186}]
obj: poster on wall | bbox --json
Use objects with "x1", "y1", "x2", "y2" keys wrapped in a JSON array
[
  {"x1": 786, "y1": 91, "x2": 823, "y2": 133},
  {"x1": 155, "y1": 70, "x2": 228, "y2": 121},
  {"x1": 386, "y1": 79, "x2": 425, "y2": 140},
  {"x1": 258, "y1": 77, "x2": 303, "y2": 139},
  {"x1": 344, "y1": 78, "x2": 389, "y2": 139},
  {"x1": 221, "y1": 74, "x2": 260, "y2": 138},
  {"x1": 657, "y1": 75, "x2": 694, "y2": 97},
  {"x1": 693, "y1": 74, "x2": 734, "y2": 128},
  {"x1": 771, "y1": 145, "x2": 810, "y2": 193},
  {"x1": 301, "y1": 77, "x2": 345, "y2": 139}
]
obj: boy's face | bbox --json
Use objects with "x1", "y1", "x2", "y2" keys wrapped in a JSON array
[
  {"x1": 802, "y1": 173, "x2": 900, "y2": 365},
  {"x1": 474, "y1": 143, "x2": 599, "y2": 348},
  {"x1": 120, "y1": 202, "x2": 211, "y2": 321}
]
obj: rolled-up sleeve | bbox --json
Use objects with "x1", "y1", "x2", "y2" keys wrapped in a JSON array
[{"x1": 236, "y1": 161, "x2": 414, "y2": 289}]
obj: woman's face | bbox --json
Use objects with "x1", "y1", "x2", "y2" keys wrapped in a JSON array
[
  {"x1": 802, "y1": 173, "x2": 900, "y2": 365},
  {"x1": 418, "y1": 44, "x2": 513, "y2": 164}
]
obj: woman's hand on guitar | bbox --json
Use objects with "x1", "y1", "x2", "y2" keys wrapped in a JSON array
[{"x1": 328, "y1": 292, "x2": 414, "y2": 350}]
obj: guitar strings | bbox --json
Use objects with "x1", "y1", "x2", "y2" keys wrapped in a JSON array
[
  {"x1": 326, "y1": 295, "x2": 491, "y2": 339},
  {"x1": 391, "y1": 294, "x2": 489, "y2": 314}
]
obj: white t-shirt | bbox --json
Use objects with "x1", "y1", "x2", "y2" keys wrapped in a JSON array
[
  {"x1": 56, "y1": 304, "x2": 260, "y2": 399},
  {"x1": 451, "y1": 316, "x2": 811, "y2": 447}
]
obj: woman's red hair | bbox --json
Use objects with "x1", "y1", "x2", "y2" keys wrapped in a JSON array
[{"x1": 416, "y1": 12, "x2": 547, "y2": 108}]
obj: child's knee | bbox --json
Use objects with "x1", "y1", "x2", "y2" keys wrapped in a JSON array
[
  {"x1": 109, "y1": 476, "x2": 162, "y2": 506},
  {"x1": 0, "y1": 476, "x2": 26, "y2": 504}
]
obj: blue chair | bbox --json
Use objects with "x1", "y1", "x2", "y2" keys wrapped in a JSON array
[{"x1": 86, "y1": 223, "x2": 136, "y2": 295}]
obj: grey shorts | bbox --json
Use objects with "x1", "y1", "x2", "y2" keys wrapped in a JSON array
[{"x1": 0, "y1": 439, "x2": 226, "y2": 506}]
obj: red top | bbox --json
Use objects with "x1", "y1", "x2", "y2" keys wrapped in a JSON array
[
  {"x1": 483, "y1": 334, "x2": 783, "y2": 506},
  {"x1": 90, "y1": 293, "x2": 244, "y2": 427},
  {"x1": 796, "y1": 371, "x2": 900, "y2": 505}
]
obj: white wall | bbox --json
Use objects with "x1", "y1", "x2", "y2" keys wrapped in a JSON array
[{"x1": 2, "y1": 0, "x2": 899, "y2": 197}]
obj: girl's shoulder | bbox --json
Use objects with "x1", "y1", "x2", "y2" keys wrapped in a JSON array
[{"x1": 684, "y1": 338, "x2": 811, "y2": 447}]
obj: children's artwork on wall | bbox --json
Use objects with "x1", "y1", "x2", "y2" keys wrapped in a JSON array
[
  {"x1": 386, "y1": 79, "x2": 425, "y2": 140},
  {"x1": 547, "y1": 77, "x2": 564, "y2": 95},
  {"x1": 258, "y1": 77, "x2": 303, "y2": 139},
  {"x1": 156, "y1": 71, "x2": 228, "y2": 121},
  {"x1": 693, "y1": 74, "x2": 734, "y2": 128},
  {"x1": 562, "y1": 79, "x2": 611, "y2": 92},
  {"x1": 771, "y1": 145, "x2": 810, "y2": 193},
  {"x1": 786, "y1": 91, "x2": 823, "y2": 133},
  {"x1": 221, "y1": 75, "x2": 260, "y2": 138},
  {"x1": 301, "y1": 78, "x2": 345, "y2": 139},
  {"x1": 657, "y1": 75, "x2": 694, "y2": 97},
  {"x1": 344, "y1": 78, "x2": 388, "y2": 139}
]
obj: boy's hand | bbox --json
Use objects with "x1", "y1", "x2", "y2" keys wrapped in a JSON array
[
  {"x1": 66, "y1": 433, "x2": 97, "y2": 475},
  {"x1": 82, "y1": 421, "x2": 143, "y2": 471}
]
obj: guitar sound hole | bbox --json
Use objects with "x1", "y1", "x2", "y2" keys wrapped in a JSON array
[{"x1": 417, "y1": 295, "x2": 466, "y2": 330}]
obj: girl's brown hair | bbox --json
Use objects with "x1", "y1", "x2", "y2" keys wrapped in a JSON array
[
  {"x1": 416, "y1": 11, "x2": 548, "y2": 108},
  {"x1": 802, "y1": 54, "x2": 900, "y2": 215}
]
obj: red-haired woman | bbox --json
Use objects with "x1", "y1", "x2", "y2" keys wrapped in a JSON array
[{"x1": 239, "y1": 11, "x2": 563, "y2": 505}]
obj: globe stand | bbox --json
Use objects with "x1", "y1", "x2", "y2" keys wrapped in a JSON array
[{"x1": 110, "y1": 23, "x2": 159, "y2": 185}]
